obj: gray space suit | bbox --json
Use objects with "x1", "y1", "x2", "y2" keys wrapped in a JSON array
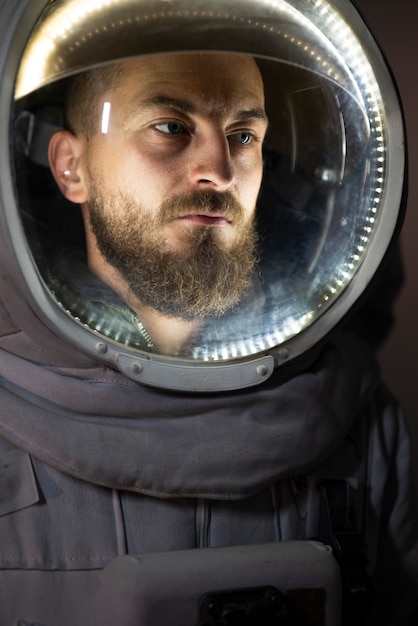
[{"x1": 0, "y1": 324, "x2": 416, "y2": 624}]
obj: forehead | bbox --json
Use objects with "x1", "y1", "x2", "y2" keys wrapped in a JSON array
[{"x1": 110, "y1": 53, "x2": 265, "y2": 115}]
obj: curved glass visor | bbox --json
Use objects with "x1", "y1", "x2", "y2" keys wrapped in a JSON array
[{"x1": 9, "y1": 0, "x2": 404, "y2": 389}]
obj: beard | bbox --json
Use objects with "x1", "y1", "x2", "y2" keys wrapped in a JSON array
[{"x1": 86, "y1": 187, "x2": 259, "y2": 320}]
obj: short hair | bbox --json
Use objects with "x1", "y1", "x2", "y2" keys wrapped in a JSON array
[{"x1": 64, "y1": 62, "x2": 122, "y2": 137}]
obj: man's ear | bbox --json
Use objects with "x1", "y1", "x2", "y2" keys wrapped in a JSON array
[{"x1": 48, "y1": 130, "x2": 89, "y2": 204}]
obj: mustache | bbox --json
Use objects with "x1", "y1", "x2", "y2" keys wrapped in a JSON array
[{"x1": 156, "y1": 191, "x2": 247, "y2": 224}]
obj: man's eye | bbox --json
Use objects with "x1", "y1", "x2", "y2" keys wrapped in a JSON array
[
  {"x1": 231, "y1": 132, "x2": 254, "y2": 145},
  {"x1": 155, "y1": 121, "x2": 185, "y2": 135}
]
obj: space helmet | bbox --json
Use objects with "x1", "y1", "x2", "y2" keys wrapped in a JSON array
[{"x1": 0, "y1": 0, "x2": 406, "y2": 391}]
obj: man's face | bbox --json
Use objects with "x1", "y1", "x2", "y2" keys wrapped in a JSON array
[{"x1": 78, "y1": 53, "x2": 268, "y2": 318}]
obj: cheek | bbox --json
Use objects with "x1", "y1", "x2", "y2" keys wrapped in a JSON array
[
  {"x1": 238, "y1": 162, "x2": 263, "y2": 208},
  {"x1": 118, "y1": 145, "x2": 178, "y2": 193}
]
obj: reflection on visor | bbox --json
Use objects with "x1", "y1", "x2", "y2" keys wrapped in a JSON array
[
  {"x1": 15, "y1": 0, "x2": 369, "y2": 101},
  {"x1": 11, "y1": 0, "x2": 397, "y2": 373}
]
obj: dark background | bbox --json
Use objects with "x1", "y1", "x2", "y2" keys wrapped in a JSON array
[{"x1": 355, "y1": 0, "x2": 418, "y2": 495}]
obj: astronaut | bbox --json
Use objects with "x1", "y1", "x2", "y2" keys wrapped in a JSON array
[
  {"x1": 0, "y1": 0, "x2": 417, "y2": 625},
  {"x1": 46, "y1": 53, "x2": 269, "y2": 356}
]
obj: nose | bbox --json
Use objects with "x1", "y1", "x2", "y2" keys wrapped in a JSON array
[{"x1": 189, "y1": 129, "x2": 235, "y2": 191}]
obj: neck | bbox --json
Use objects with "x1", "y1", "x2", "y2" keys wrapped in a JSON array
[{"x1": 134, "y1": 305, "x2": 203, "y2": 355}]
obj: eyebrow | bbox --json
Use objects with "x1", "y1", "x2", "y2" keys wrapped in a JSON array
[{"x1": 136, "y1": 95, "x2": 268, "y2": 123}]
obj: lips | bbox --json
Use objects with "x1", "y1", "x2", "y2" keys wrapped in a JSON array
[
  {"x1": 178, "y1": 214, "x2": 231, "y2": 226},
  {"x1": 159, "y1": 191, "x2": 243, "y2": 226}
]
